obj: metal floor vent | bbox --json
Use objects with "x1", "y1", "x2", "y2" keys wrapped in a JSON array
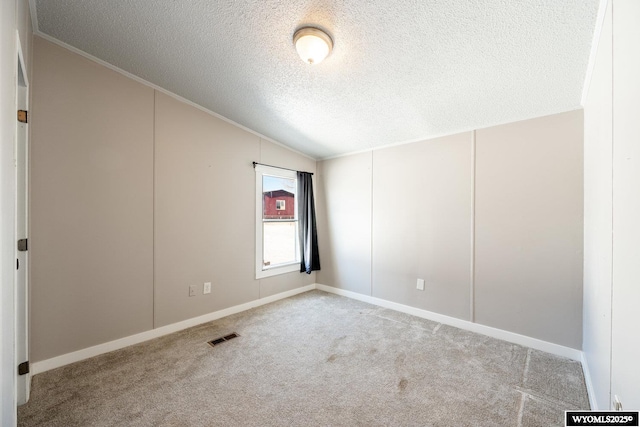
[{"x1": 207, "y1": 333, "x2": 240, "y2": 347}]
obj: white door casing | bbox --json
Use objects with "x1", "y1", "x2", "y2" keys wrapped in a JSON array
[
  {"x1": 15, "y1": 32, "x2": 30, "y2": 405},
  {"x1": 611, "y1": 0, "x2": 640, "y2": 411}
]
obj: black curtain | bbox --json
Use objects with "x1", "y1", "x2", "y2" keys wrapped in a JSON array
[{"x1": 297, "y1": 172, "x2": 321, "y2": 274}]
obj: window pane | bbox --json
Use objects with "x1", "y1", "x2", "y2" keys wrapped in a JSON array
[
  {"x1": 263, "y1": 176, "x2": 295, "y2": 220},
  {"x1": 263, "y1": 221, "x2": 297, "y2": 267}
]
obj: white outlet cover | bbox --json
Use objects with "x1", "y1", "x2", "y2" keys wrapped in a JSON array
[
  {"x1": 417, "y1": 279, "x2": 425, "y2": 291},
  {"x1": 204, "y1": 282, "x2": 211, "y2": 294},
  {"x1": 189, "y1": 285, "x2": 197, "y2": 297}
]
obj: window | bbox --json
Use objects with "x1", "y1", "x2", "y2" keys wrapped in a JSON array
[{"x1": 255, "y1": 165, "x2": 299, "y2": 278}]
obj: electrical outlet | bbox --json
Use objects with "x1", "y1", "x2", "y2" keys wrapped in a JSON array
[
  {"x1": 189, "y1": 285, "x2": 197, "y2": 297},
  {"x1": 417, "y1": 278, "x2": 425, "y2": 291},
  {"x1": 204, "y1": 282, "x2": 211, "y2": 294}
]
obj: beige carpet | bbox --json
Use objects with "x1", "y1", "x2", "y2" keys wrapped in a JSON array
[{"x1": 18, "y1": 290, "x2": 589, "y2": 426}]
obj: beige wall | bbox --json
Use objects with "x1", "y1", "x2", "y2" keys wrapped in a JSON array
[
  {"x1": 154, "y1": 92, "x2": 258, "y2": 327},
  {"x1": 316, "y1": 152, "x2": 372, "y2": 296},
  {"x1": 30, "y1": 37, "x2": 315, "y2": 362},
  {"x1": 30, "y1": 38, "x2": 155, "y2": 362},
  {"x1": 153, "y1": 93, "x2": 315, "y2": 327},
  {"x1": 318, "y1": 110, "x2": 584, "y2": 349},
  {"x1": 372, "y1": 133, "x2": 473, "y2": 320},
  {"x1": 474, "y1": 110, "x2": 583, "y2": 349}
]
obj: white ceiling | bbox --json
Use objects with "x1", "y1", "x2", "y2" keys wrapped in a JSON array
[{"x1": 33, "y1": 0, "x2": 599, "y2": 159}]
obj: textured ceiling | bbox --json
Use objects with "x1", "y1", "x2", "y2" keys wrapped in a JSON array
[{"x1": 34, "y1": 0, "x2": 599, "y2": 159}]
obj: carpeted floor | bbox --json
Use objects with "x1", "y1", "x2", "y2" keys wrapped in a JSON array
[{"x1": 18, "y1": 290, "x2": 589, "y2": 426}]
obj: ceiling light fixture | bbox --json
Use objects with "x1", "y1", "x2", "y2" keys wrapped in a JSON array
[{"x1": 293, "y1": 27, "x2": 333, "y2": 65}]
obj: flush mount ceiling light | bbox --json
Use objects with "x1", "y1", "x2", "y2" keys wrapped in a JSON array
[{"x1": 293, "y1": 27, "x2": 333, "y2": 65}]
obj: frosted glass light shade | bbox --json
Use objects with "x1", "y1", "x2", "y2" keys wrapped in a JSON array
[{"x1": 293, "y1": 27, "x2": 333, "y2": 65}]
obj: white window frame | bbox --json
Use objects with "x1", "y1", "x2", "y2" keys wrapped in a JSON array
[
  {"x1": 255, "y1": 165, "x2": 299, "y2": 279},
  {"x1": 276, "y1": 200, "x2": 285, "y2": 210}
]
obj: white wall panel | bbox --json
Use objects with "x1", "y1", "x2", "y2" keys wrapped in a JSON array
[{"x1": 583, "y1": 0, "x2": 613, "y2": 410}]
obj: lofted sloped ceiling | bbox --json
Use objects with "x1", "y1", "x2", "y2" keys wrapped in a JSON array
[{"x1": 33, "y1": 0, "x2": 599, "y2": 159}]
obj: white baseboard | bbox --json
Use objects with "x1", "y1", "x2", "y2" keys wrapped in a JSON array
[
  {"x1": 31, "y1": 284, "x2": 315, "y2": 375},
  {"x1": 581, "y1": 352, "x2": 599, "y2": 410},
  {"x1": 315, "y1": 284, "x2": 583, "y2": 361},
  {"x1": 33, "y1": 282, "x2": 585, "y2": 378}
]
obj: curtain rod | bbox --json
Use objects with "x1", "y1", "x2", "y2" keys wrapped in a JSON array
[{"x1": 252, "y1": 161, "x2": 314, "y2": 176}]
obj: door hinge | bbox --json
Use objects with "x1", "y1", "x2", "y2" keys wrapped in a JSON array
[
  {"x1": 17, "y1": 110, "x2": 28, "y2": 124},
  {"x1": 18, "y1": 238, "x2": 28, "y2": 252},
  {"x1": 18, "y1": 361, "x2": 29, "y2": 376}
]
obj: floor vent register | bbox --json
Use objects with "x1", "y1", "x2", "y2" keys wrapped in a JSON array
[{"x1": 207, "y1": 333, "x2": 240, "y2": 347}]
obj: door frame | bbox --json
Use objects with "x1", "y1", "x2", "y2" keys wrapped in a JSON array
[{"x1": 15, "y1": 31, "x2": 30, "y2": 405}]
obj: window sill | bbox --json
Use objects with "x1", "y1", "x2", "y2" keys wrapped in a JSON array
[{"x1": 256, "y1": 262, "x2": 300, "y2": 279}]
